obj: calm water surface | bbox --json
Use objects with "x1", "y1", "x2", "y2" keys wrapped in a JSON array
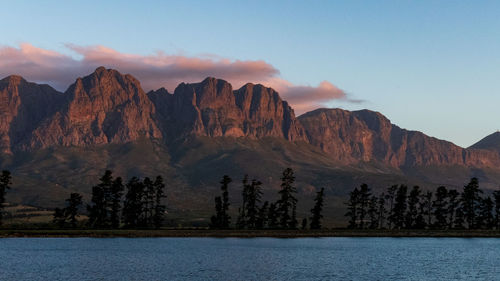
[{"x1": 0, "y1": 237, "x2": 498, "y2": 280}]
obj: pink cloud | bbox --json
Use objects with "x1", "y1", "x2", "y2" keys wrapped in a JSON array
[{"x1": 0, "y1": 43, "x2": 361, "y2": 113}]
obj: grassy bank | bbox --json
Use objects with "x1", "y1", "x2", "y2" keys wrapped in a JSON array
[{"x1": 2, "y1": 229, "x2": 500, "y2": 238}]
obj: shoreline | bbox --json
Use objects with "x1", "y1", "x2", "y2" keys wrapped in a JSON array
[{"x1": 2, "y1": 229, "x2": 500, "y2": 238}]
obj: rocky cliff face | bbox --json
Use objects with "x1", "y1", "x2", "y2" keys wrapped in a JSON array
[
  {"x1": 0, "y1": 76, "x2": 63, "y2": 154},
  {"x1": 28, "y1": 67, "x2": 162, "y2": 148},
  {"x1": 150, "y1": 78, "x2": 307, "y2": 141},
  {"x1": 1, "y1": 67, "x2": 499, "y2": 171},
  {"x1": 298, "y1": 108, "x2": 500, "y2": 168}
]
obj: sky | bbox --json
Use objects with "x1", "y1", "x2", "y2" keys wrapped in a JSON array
[{"x1": 1, "y1": 0, "x2": 499, "y2": 147}]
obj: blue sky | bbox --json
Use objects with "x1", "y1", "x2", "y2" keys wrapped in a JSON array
[{"x1": 1, "y1": 0, "x2": 499, "y2": 147}]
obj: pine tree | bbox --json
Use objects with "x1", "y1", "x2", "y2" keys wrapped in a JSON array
[
  {"x1": 447, "y1": 189, "x2": 460, "y2": 229},
  {"x1": 385, "y1": 185, "x2": 398, "y2": 229},
  {"x1": 109, "y1": 177, "x2": 124, "y2": 228},
  {"x1": 267, "y1": 202, "x2": 278, "y2": 229},
  {"x1": 368, "y1": 196, "x2": 379, "y2": 229},
  {"x1": 478, "y1": 196, "x2": 494, "y2": 229},
  {"x1": 346, "y1": 187, "x2": 360, "y2": 228},
  {"x1": 406, "y1": 186, "x2": 421, "y2": 229},
  {"x1": 211, "y1": 175, "x2": 232, "y2": 229},
  {"x1": 301, "y1": 218, "x2": 308, "y2": 230},
  {"x1": 391, "y1": 185, "x2": 408, "y2": 229},
  {"x1": 0, "y1": 170, "x2": 12, "y2": 226},
  {"x1": 493, "y1": 190, "x2": 500, "y2": 229},
  {"x1": 256, "y1": 201, "x2": 269, "y2": 229},
  {"x1": 377, "y1": 194, "x2": 387, "y2": 229},
  {"x1": 153, "y1": 176, "x2": 166, "y2": 229},
  {"x1": 237, "y1": 175, "x2": 250, "y2": 229},
  {"x1": 433, "y1": 186, "x2": 448, "y2": 229},
  {"x1": 66, "y1": 193, "x2": 83, "y2": 228},
  {"x1": 277, "y1": 168, "x2": 298, "y2": 229},
  {"x1": 122, "y1": 177, "x2": 145, "y2": 228},
  {"x1": 461, "y1": 177, "x2": 482, "y2": 229},
  {"x1": 358, "y1": 184, "x2": 371, "y2": 229},
  {"x1": 246, "y1": 179, "x2": 263, "y2": 229},
  {"x1": 422, "y1": 191, "x2": 433, "y2": 227},
  {"x1": 142, "y1": 177, "x2": 155, "y2": 227},
  {"x1": 310, "y1": 188, "x2": 325, "y2": 230},
  {"x1": 87, "y1": 170, "x2": 113, "y2": 228}
]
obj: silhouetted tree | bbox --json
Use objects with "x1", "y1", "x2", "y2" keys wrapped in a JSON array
[
  {"x1": 385, "y1": 185, "x2": 398, "y2": 229},
  {"x1": 406, "y1": 186, "x2": 421, "y2": 229},
  {"x1": 277, "y1": 168, "x2": 298, "y2": 229},
  {"x1": 87, "y1": 170, "x2": 113, "y2": 228},
  {"x1": 346, "y1": 187, "x2": 360, "y2": 228},
  {"x1": 237, "y1": 175, "x2": 250, "y2": 229},
  {"x1": 300, "y1": 218, "x2": 307, "y2": 230},
  {"x1": 53, "y1": 208, "x2": 66, "y2": 228},
  {"x1": 211, "y1": 175, "x2": 232, "y2": 228},
  {"x1": 267, "y1": 202, "x2": 278, "y2": 229},
  {"x1": 422, "y1": 191, "x2": 433, "y2": 227},
  {"x1": 391, "y1": 185, "x2": 408, "y2": 229},
  {"x1": 122, "y1": 177, "x2": 145, "y2": 228},
  {"x1": 66, "y1": 193, "x2": 83, "y2": 228},
  {"x1": 358, "y1": 184, "x2": 371, "y2": 229},
  {"x1": 377, "y1": 193, "x2": 387, "y2": 229},
  {"x1": 494, "y1": 190, "x2": 500, "y2": 229},
  {"x1": 461, "y1": 177, "x2": 482, "y2": 229},
  {"x1": 153, "y1": 176, "x2": 166, "y2": 229},
  {"x1": 447, "y1": 189, "x2": 460, "y2": 229},
  {"x1": 246, "y1": 179, "x2": 263, "y2": 229},
  {"x1": 478, "y1": 196, "x2": 494, "y2": 229},
  {"x1": 368, "y1": 196, "x2": 379, "y2": 229},
  {"x1": 310, "y1": 188, "x2": 325, "y2": 230},
  {"x1": 0, "y1": 170, "x2": 12, "y2": 226},
  {"x1": 256, "y1": 201, "x2": 269, "y2": 229},
  {"x1": 142, "y1": 177, "x2": 155, "y2": 227},
  {"x1": 433, "y1": 186, "x2": 448, "y2": 229},
  {"x1": 109, "y1": 177, "x2": 124, "y2": 228}
]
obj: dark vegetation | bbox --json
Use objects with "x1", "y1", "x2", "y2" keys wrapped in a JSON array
[
  {"x1": 345, "y1": 178, "x2": 500, "y2": 230},
  {"x1": 2, "y1": 167, "x2": 500, "y2": 236}
]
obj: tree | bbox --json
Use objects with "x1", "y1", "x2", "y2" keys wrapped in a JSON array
[
  {"x1": 211, "y1": 175, "x2": 232, "y2": 229},
  {"x1": 346, "y1": 187, "x2": 360, "y2": 228},
  {"x1": 461, "y1": 177, "x2": 482, "y2": 229},
  {"x1": 237, "y1": 175, "x2": 250, "y2": 229},
  {"x1": 256, "y1": 201, "x2": 269, "y2": 229},
  {"x1": 153, "y1": 176, "x2": 167, "y2": 229},
  {"x1": 310, "y1": 188, "x2": 325, "y2": 230},
  {"x1": 377, "y1": 194, "x2": 387, "y2": 229},
  {"x1": 368, "y1": 196, "x2": 379, "y2": 229},
  {"x1": 142, "y1": 177, "x2": 155, "y2": 227},
  {"x1": 53, "y1": 208, "x2": 66, "y2": 228},
  {"x1": 301, "y1": 218, "x2": 308, "y2": 230},
  {"x1": 478, "y1": 196, "x2": 494, "y2": 229},
  {"x1": 267, "y1": 202, "x2": 278, "y2": 229},
  {"x1": 122, "y1": 177, "x2": 145, "y2": 228},
  {"x1": 0, "y1": 170, "x2": 12, "y2": 226},
  {"x1": 433, "y1": 186, "x2": 448, "y2": 229},
  {"x1": 406, "y1": 186, "x2": 421, "y2": 229},
  {"x1": 385, "y1": 185, "x2": 398, "y2": 229},
  {"x1": 277, "y1": 168, "x2": 298, "y2": 229},
  {"x1": 246, "y1": 179, "x2": 263, "y2": 229},
  {"x1": 66, "y1": 193, "x2": 83, "y2": 228},
  {"x1": 391, "y1": 185, "x2": 408, "y2": 229},
  {"x1": 109, "y1": 177, "x2": 124, "y2": 228},
  {"x1": 87, "y1": 170, "x2": 113, "y2": 228},
  {"x1": 422, "y1": 191, "x2": 433, "y2": 227},
  {"x1": 447, "y1": 189, "x2": 460, "y2": 229},
  {"x1": 358, "y1": 184, "x2": 371, "y2": 229},
  {"x1": 493, "y1": 191, "x2": 500, "y2": 229}
]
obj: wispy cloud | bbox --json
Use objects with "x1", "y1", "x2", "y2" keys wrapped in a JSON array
[{"x1": 0, "y1": 43, "x2": 362, "y2": 113}]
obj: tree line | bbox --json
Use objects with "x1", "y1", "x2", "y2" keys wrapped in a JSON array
[
  {"x1": 53, "y1": 170, "x2": 167, "y2": 229},
  {"x1": 346, "y1": 177, "x2": 500, "y2": 230},
  {"x1": 210, "y1": 168, "x2": 325, "y2": 230}
]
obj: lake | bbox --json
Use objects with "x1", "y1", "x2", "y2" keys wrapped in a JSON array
[{"x1": 0, "y1": 237, "x2": 498, "y2": 280}]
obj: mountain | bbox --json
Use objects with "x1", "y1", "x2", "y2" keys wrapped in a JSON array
[
  {"x1": 1, "y1": 67, "x2": 499, "y2": 226},
  {"x1": 469, "y1": 131, "x2": 500, "y2": 152}
]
